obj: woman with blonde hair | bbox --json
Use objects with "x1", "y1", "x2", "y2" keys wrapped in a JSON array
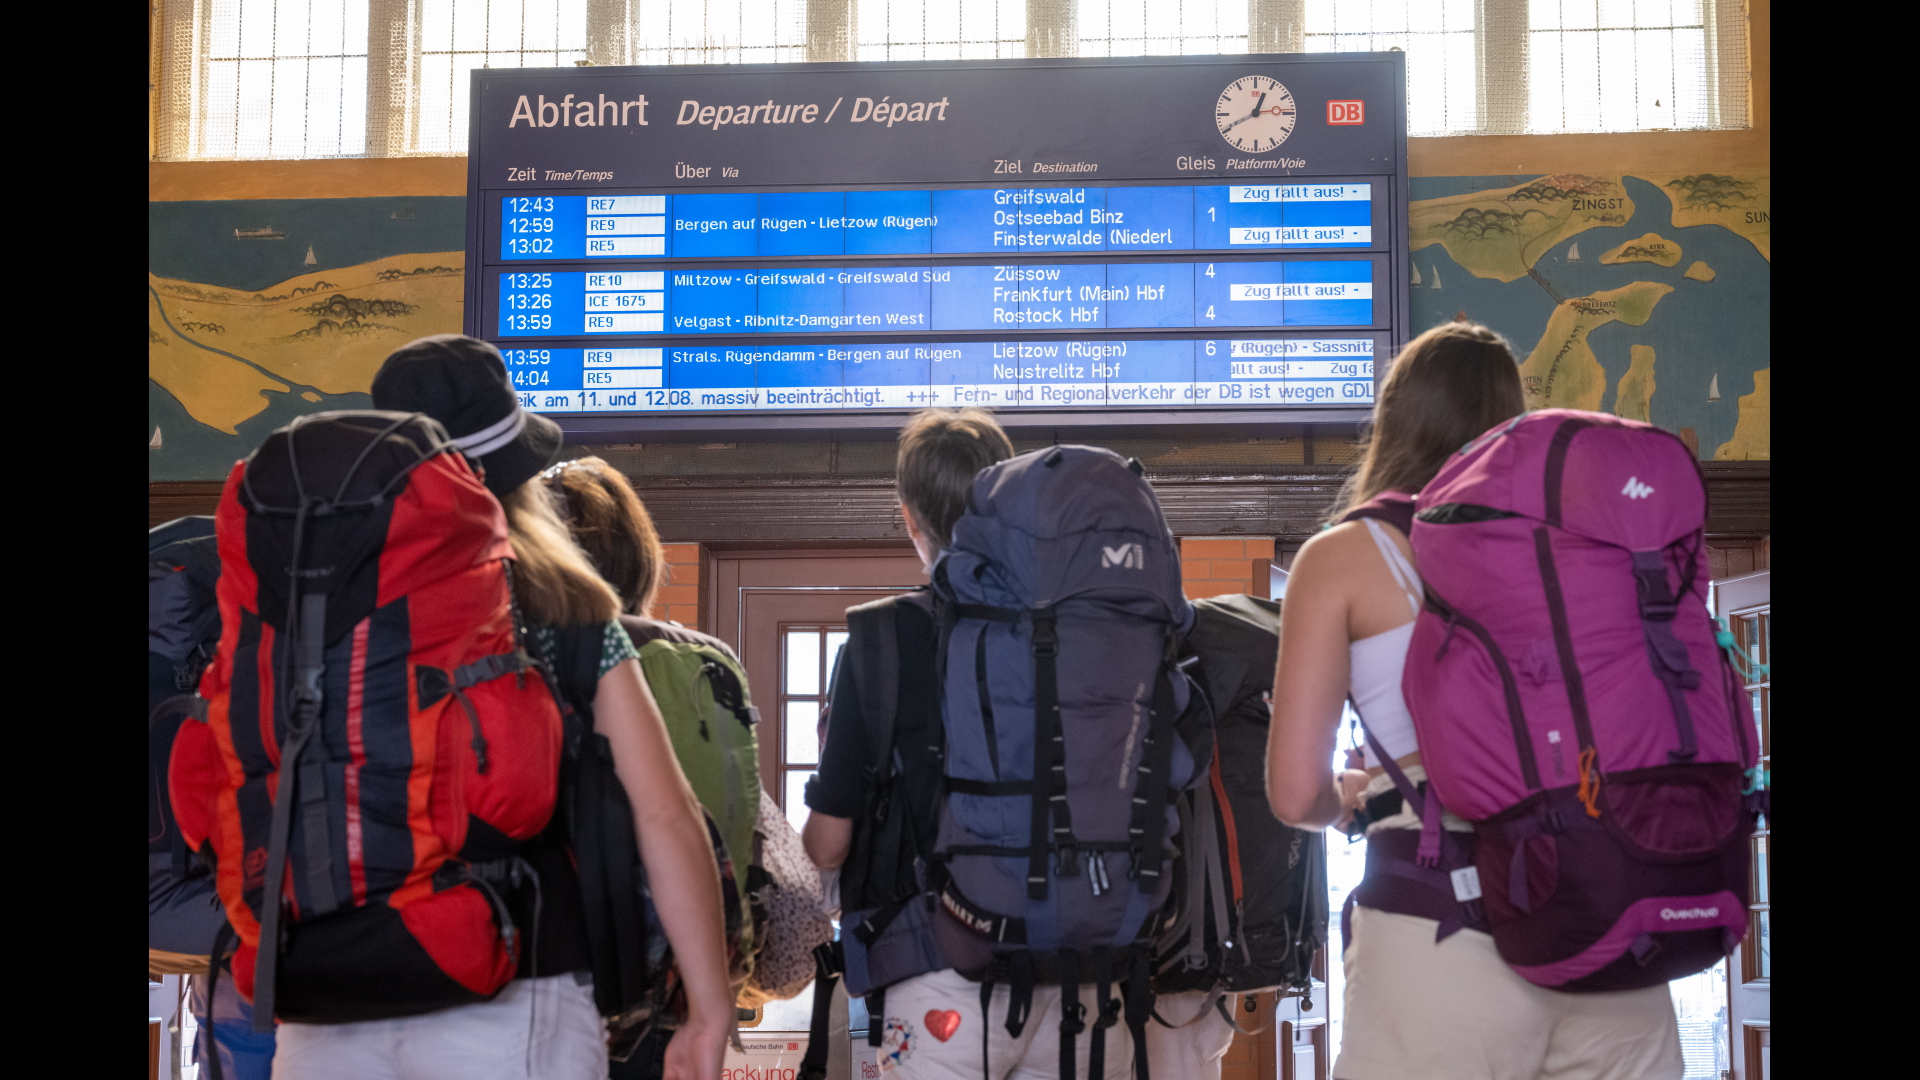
[
  {"x1": 1265, "y1": 322, "x2": 1683, "y2": 1080},
  {"x1": 265, "y1": 336, "x2": 731, "y2": 1080}
]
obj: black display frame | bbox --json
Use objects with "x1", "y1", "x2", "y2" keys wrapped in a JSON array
[{"x1": 463, "y1": 53, "x2": 1410, "y2": 438}]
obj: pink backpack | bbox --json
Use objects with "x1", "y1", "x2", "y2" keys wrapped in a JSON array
[{"x1": 1400, "y1": 409, "x2": 1763, "y2": 991}]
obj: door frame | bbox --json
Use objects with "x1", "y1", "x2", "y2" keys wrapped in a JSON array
[
  {"x1": 708, "y1": 547, "x2": 927, "y2": 810},
  {"x1": 1710, "y1": 569, "x2": 1769, "y2": 1079}
]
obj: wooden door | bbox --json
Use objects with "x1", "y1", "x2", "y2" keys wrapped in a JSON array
[
  {"x1": 1712, "y1": 570, "x2": 1770, "y2": 1079},
  {"x1": 710, "y1": 549, "x2": 927, "y2": 824}
]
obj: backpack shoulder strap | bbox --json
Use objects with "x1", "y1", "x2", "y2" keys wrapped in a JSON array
[
  {"x1": 1338, "y1": 491, "x2": 1416, "y2": 535},
  {"x1": 845, "y1": 595, "x2": 902, "y2": 783}
]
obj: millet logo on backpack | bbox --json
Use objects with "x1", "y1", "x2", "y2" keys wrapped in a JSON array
[
  {"x1": 1101, "y1": 543, "x2": 1144, "y2": 568},
  {"x1": 1620, "y1": 477, "x2": 1655, "y2": 499}
]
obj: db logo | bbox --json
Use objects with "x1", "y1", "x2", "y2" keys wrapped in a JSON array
[{"x1": 1327, "y1": 100, "x2": 1365, "y2": 125}]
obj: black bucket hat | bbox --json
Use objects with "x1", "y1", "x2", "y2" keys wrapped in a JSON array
[{"x1": 370, "y1": 334, "x2": 563, "y2": 498}]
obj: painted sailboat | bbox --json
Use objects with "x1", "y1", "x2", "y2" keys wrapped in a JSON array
[
  {"x1": 1567, "y1": 242, "x2": 1581, "y2": 262},
  {"x1": 1411, "y1": 263, "x2": 1423, "y2": 286},
  {"x1": 234, "y1": 227, "x2": 286, "y2": 240},
  {"x1": 1707, "y1": 374, "x2": 1721, "y2": 402},
  {"x1": 149, "y1": 427, "x2": 163, "y2": 449},
  {"x1": 1430, "y1": 265, "x2": 1442, "y2": 290},
  {"x1": 305, "y1": 245, "x2": 318, "y2": 265}
]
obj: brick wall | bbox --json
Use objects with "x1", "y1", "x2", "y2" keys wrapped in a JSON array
[
  {"x1": 1181, "y1": 537, "x2": 1277, "y2": 600},
  {"x1": 656, "y1": 543, "x2": 705, "y2": 628}
]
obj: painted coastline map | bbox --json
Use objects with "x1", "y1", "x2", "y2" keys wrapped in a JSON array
[
  {"x1": 1407, "y1": 173, "x2": 1769, "y2": 461},
  {"x1": 147, "y1": 197, "x2": 467, "y2": 481},
  {"x1": 148, "y1": 177, "x2": 1769, "y2": 480}
]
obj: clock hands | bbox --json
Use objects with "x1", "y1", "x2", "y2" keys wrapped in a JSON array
[{"x1": 1222, "y1": 90, "x2": 1294, "y2": 134}]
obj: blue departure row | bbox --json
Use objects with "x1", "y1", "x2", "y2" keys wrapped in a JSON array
[
  {"x1": 497, "y1": 183, "x2": 1376, "y2": 260},
  {"x1": 498, "y1": 337, "x2": 1377, "y2": 413},
  {"x1": 495, "y1": 259, "x2": 1379, "y2": 339}
]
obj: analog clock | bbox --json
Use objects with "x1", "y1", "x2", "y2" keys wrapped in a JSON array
[{"x1": 1215, "y1": 76, "x2": 1297, "y2": 153}]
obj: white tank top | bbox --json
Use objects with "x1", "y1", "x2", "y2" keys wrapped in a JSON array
[{"x1": 1349, "y1": 518, "x2": 1424, "y2": 765}]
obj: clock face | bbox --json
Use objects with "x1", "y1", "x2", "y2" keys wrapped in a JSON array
[{"x1": 1215, "y1": 76, "x2": 1297, "y2": 153}]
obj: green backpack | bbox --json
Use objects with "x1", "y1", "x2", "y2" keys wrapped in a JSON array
[{"x1": 627, "y1": 621, "x2": 764, "y2": 962}]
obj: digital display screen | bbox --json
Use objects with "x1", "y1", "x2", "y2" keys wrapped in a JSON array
[
  {"x1": 499, "y1": 336, "x2": 1380, "y2": 412},
  {"x1": 463, "y1": 56, "x2": 1409, "y2": 428},
  {"x1": 496, "y1": 183, "x2": 1377, "y2": 259},
  {"x1": 492, "y1": 258, "x2": 1381, "y2": 337}
]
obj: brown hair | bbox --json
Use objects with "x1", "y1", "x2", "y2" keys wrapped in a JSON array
[
  {"x1": 1332, "y1": 321, "x2": 1525, "y2": 519},
  {"x1": 896, "y1": 408, "x2": 1016, "y2": 550},
  {"x1": 542, "y1": 456, "x2": 667, "y2": 616},
  {"x1": 502, "y1": 478, "x2": 622, "y2": 627}
]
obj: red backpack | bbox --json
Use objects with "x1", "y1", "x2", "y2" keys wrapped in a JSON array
[{"x1": 169, "y1": 412, "x2": 563, "y2": 1027}]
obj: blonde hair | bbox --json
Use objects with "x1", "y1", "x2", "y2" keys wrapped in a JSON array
[
  {"x1": 543, "y1": 457, "x2": 667, "y2": 617},
  {"x1": 1331, "y1": 321, "x2": 1525, "y2": 520},
  {"x1": 502, "y1": 478, "x2": 622, "y2": 627}
]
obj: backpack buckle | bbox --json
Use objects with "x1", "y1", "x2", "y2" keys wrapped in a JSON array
[{"x1": 1029, "y1": 607, "x2": 1058, "y2": 656}]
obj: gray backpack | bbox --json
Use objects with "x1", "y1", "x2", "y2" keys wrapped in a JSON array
[{"x1": 930, "y1": 445, "x2": 1207, "y2": 1080}]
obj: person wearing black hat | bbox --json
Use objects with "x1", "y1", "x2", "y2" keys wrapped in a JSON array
[
  {"x1": 369, "y1": 333, "x2": 567, "y2": 498},
  {"x1": 275, "y1": 337, "x2": 732, "y2": 1080}
]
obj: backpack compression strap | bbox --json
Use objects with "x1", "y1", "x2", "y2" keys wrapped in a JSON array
[
  {"x1": 1126, "y1": 643, "x2": 1182, "y2": 895},
  {"x1": 1029, "y1": 606, "x2": 1079, "y2": 896},
  {"x1": 253, "y1": 592, "x2": 333, "y2": 1032},
  {"x1": 949, "y1": 601, "x2": 1075, "y2": 902}
]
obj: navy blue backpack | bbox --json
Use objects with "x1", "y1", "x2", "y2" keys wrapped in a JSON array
[{"x1": 929, "y1": 445, "x2": 1208, "y2": 1080}]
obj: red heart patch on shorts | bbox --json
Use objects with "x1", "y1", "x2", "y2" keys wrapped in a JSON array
[{"x1": 924, "y1": 1009, "x2": 962, "y2": 1042}]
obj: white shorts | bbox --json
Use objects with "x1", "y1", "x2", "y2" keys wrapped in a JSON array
[
  {"x1": 875, "y1": 968, "x2": 1135, "y2": 1080},
  {"x1": 1144, "y1": 990, "x2": 1236, "y2": 1080},
  {"x1": 1336, "y1": 906, "x2": 1684, "y2": 1080},
  {"x1": 271, "y1": 974, "x2": 607, "y2": 1080}
]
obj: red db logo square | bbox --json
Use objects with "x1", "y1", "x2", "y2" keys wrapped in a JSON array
[{"x1": 1328, "y1": 100, "x2": 1365, "y2": 125}]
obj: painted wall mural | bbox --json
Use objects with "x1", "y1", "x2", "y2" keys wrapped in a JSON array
[
  {"x1": 147, "y1": 197, "x2": 466, "y2": 481},
  {"x1": 149, "y1": 174, "x2": 1768, "y2": 481},
  {"x1": 1407, "y1": 173, "x2": 1769, "y2": 462}
]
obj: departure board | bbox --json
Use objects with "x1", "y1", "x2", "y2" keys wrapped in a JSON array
[{"x1": 464, "y1": 55, "x2": 1409, "y2": 432}]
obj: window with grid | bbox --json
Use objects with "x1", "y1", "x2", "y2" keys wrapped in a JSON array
[
  {"x1": 411, "y1": 0, "x2": 589, "y2": 156},
  {"x1": 631, "y1": 0, "x2": 809, "y2": 67},
  {"x1": 154, "y1": 0, "x2": 1754, "y2": 160},
  {"x1": 856, "y1": 0, "x2": 1026, "y2": 61},
  {"x1": 1304, "y1": 0, "x2": 1479, "y2": 137},
  {"x1": 161, "y1": 0, "x2": 370, "y2": 160},
  {"x1": 1078, "y1": 1, "x2": 1248, "y2": 57},
  {"x1": 778, "y1": 626, "x2": 849, "y2": 831},
  {"x1": 1527, "y1": 0, "x2": 1745, "y2": 133}
]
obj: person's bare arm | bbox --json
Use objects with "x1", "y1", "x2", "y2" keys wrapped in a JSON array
[
  {"x1": 802, "y1": 812, "x2": 853, "y2": 869},
  {"x1": 1268, "y1": 526, "x2": 1369, "y2": 829},
  {"x1": 595, "y1": 659, "x2": 731, "y2": 1080}
]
